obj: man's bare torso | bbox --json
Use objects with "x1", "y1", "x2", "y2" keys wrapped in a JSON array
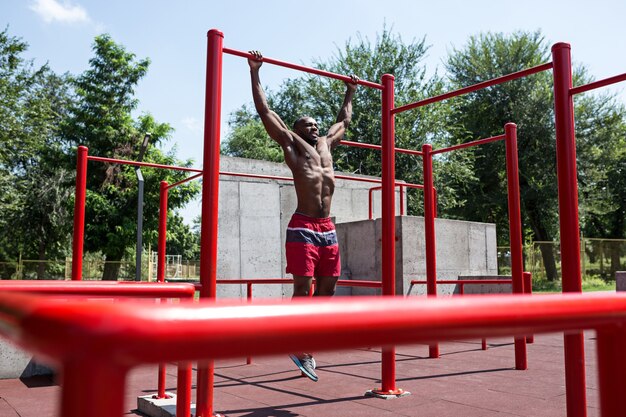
[{"x1": 285, "y1": 134, "x2": 335, "y2": 218}]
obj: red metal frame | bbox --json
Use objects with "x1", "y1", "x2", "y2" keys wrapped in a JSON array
[
  {"x1": 552, "y1": 42, "x2": 586, "y2": 417},
  {"x1": 3, "y1": 292, "x2": 626, "y2": 417},
  {"x1": 87, "y1": 155, "x2": 202, "y2": 173},
  {"x1": 504, "y1": 123, "x2": 528, "y2": 370},
  {"x1": 392, "y1": 62, "x2": 553, "y2": 114},
  {"x1": 158, "y1": 181, "x2": 168, "y2": 283},
  {"x1": 72, "y1": 146, "x2": 88, "y2": 281},
  {"x1": 223, "y1": 48, "x2": 384, "y2": 90}
]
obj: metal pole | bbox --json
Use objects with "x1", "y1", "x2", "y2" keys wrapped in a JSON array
[
  {"x1": 196, "y1": 28, "x2": 224, "y2": 417},
  {"x1": 72, "y1": 146, "x2": 88, "y2": 281},
  {"x1": 596, "y1": 326, "x2": 626, "y2": 417},
  {"x1": 422, "y1": 144, "x2": 439, "y2": 358},
  {"x1": 135, "y1": 133, "x2": 151, "y2": 281},
  {"x1": 157, "y1": 181, "x2": 168, "y2": 283},
  {"x1": 504, "y1": 123, "x2": 528, "y2": 370},
  {"x1": 135, "y1": 169, "x2": 144, "y2": 281},
  {"x1": 552, "y1": 42, "x2": 587, "y2": 417}
]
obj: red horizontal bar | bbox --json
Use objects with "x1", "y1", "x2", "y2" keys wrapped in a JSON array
[
  {"x1": 220, "y1": 170, "x2": 422, "y2": 189},
  {"x1": 223, "y1": 48, "x2": 384, "y2": 90},
  {"x1": 167, "y1": 172, "x2": 203, "y2": 190},
  {"x1": 340, "y1": 140, "x2": 423, "y2": 156},
  {"x1": 0, "y1": 280, "x2": 196, "y2": 298},
  {"x1": 219, "y1": 171, "x2": 292, "y2": 181},
  {"x1": 393, "y1": 62, "x2": 553, "y2": 114},
  {"x1": 88, "y1": 156, "x2": 203, "y2": 173},
  {"x1": 570, "y1": 72, "x2": 626, "y2": 96},
  {"x1": 431, "y1": 134, "x2": 506, "y2": 155},
  {"x1": 4, "y1": 292, "x2": 626, "y2": 365},
  {"x1": 216, "y1": 278, "x2": 382, "y2": 288},
  {"x1": 411, "y1": 280, "x2": 512, "y2": 285}
]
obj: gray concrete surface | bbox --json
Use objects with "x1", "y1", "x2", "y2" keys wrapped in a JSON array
[{"x1": 337, "y1": 216, "x2": 498, "y2": 296}]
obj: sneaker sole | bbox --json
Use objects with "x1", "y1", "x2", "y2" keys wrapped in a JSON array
[{"x1": 289, "y1": 354, "x2": 319, "y2": 382}]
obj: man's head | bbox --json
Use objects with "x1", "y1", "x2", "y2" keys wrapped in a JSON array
[{"x1": 293, "y1": 116, "x2": 319, "y2": 145}]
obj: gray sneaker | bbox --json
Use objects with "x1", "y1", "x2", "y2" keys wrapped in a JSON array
[{"x1": 289, "y1": 354, "x2": 318, "y2": 382}]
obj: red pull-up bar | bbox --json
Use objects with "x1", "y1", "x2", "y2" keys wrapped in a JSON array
[{"x1": 223, "y1": 47, "x2": 384, "y2": 90}]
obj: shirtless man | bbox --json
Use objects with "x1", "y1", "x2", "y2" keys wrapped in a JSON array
[{"x1": 248, "y1": 51, "x2": 358, "y2": 381}]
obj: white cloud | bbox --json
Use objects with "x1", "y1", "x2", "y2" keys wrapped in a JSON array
[
  {"x1": 181, "y1": 117, "x2": 202, "y2": 133},
  {"x1": 29, "y1": 0, "x2": 91, "y2": 24}
]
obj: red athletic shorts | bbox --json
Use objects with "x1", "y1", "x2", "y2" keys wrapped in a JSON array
[{"x1": 285, "y1": 213, "x2": 341, "y2": 277}]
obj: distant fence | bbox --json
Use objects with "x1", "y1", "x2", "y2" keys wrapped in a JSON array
[
  {"x1": 498, "y1": 238, "x2": 626, "y2": 281},
  {"x1": 2, "y1": 238, "x2": 624, "y2": 281}
]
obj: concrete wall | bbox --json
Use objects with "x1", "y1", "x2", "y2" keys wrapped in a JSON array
[{"x1": 336, "y1": 216, "x2": 498, "y2": 296}]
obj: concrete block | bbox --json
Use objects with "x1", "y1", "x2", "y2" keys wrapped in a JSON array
[
  {"x1": 616, "y1": 271, "x2": 626, "y2": 291},
  {"x1": 137, "y1": 392, "x2": 189, "y2": 417},
  {"x1": 217, "y1": 181, "x2": 241, "y2": 282},
  {"x1": 0, "y1": 339, "x2": 54, "y2": 379},
  {"x1": 458, "y1": 275, "x2": 512, "y2": 294},
  {"x1": 436, "y1": 219, "x2": 470, "y2": 275}
]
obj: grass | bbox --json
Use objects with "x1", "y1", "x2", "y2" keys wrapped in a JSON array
[{"x1": 532, "y1": 275, "x2": 615, "y2": 293}]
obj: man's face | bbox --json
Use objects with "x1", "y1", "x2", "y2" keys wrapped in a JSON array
[{"x1": 295, "y1": 117, "x2": 319, "y2": 145}]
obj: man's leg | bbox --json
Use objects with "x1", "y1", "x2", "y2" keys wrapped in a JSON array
[
  {"x1": 314, "y1": 276, "x2": 339, "y2": 296},
  {"x1": 289, "y1": 275, "x2": 318, "y2": 381},
  {"x1": 292, "y1": 275, "x2": 313, "y2": 297}
]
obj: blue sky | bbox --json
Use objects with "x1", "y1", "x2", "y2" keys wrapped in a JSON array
[{"x1": 3, "y1": 0, "x2": 626, "y2": 221}]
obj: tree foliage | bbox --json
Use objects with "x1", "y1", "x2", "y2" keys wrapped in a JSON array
[
  {"x1": 63, "y1": 34, "x2": 199, "y2": 280},
  {"x1": 445, "y1": 31, "x2": 626, "y2": 279}
]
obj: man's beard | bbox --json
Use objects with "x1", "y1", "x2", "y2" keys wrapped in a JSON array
[{"x1": 305, "y1": 137, "x2": 318, "y2": 146}]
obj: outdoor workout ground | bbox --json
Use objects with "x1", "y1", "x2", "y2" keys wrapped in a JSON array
[{"x1": 0, "y1": 332, "x2": 600, "y2": 417}]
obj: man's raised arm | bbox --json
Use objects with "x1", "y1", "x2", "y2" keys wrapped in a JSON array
[
  {"x1": 248, "y1": 51, "x2": 291, "y2": 147},
  {"x1": 327, "y1": 75, "x2": 359, "y2": 148}
]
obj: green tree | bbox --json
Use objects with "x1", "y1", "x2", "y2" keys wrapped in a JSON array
[
  {"x1": 445, "y1": 31, "x2": 626, "y2": 280},
  {"x1": 63, "y1": 35, "x2": 199, "y2": 280},
  {"x1": 223, "y1": 27, "x2": 472, "y2": 214},
  {"x1": 0, "y1": 28, "x2": 74, "y2": 276}
]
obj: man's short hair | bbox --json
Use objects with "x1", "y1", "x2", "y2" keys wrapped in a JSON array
[{"x1": 292, "y1": 115, "x2": 312, "y2": 130}]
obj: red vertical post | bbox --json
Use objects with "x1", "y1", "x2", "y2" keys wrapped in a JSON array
[
  {"x1": 596, "y1": 326, "x2": 626, "y2": 417},
  {"x1": 176, "y1": 362, "x2": 193, "y2": 417},
  {"x1": 422, "y1": 144, "x2": 439, "y2": 358},
  {"x1": 246, "y1": 282, "x2": 253, "y2": 365},
  {"x1": 399, "y1": 185, "x2": 405, "y2": 215},
  {"x1": 378, "y1": 73, "x2": 404, "y2": 396},
  {"x1": 72, "y1": 146, "x2": 88, "y2": 281},
  {"x1": 504, "y1": 123, "x2": 528, "y2": 370},
  {"x1": 552, "y1": 42, "x2": 587, "y2": 417},
  {"x1": 196, "y1": 28, "x2": 224, "y2": 417},
  {"x1": 61, "y1": 360, "x2": 127, "y2": 417},
  {"x1": 158, "y1": 181, "x2": 168, "y2": 283}
]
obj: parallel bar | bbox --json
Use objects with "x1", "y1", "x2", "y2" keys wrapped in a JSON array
[
  {"x1": 340, "y1": 140, "x2": 423, "y2": 156},
  {"x1": 431, "y1": 134, "x2": 506, "y2": 155},
  {"x1": 552, "y1": 41, "x2": 587, "y2": 417},
  {"x1": 0, "y1": 281, "x2": 196, "y2": 298},
  {"x1": 223, "y1": 47, "x2": 383, "y2": 90},
  {"x1": 570, "y1": 72, "x2": 626, "y2": 96},
  {"x1": 392, "y1": 62, "x2": 553, "y2": 114},
  {"x1": 87, "y1": 156, "x2": 202, "y2": 173},
  {"x1": 72, "y1": 146, "x2": 88, "y2": 280}
]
